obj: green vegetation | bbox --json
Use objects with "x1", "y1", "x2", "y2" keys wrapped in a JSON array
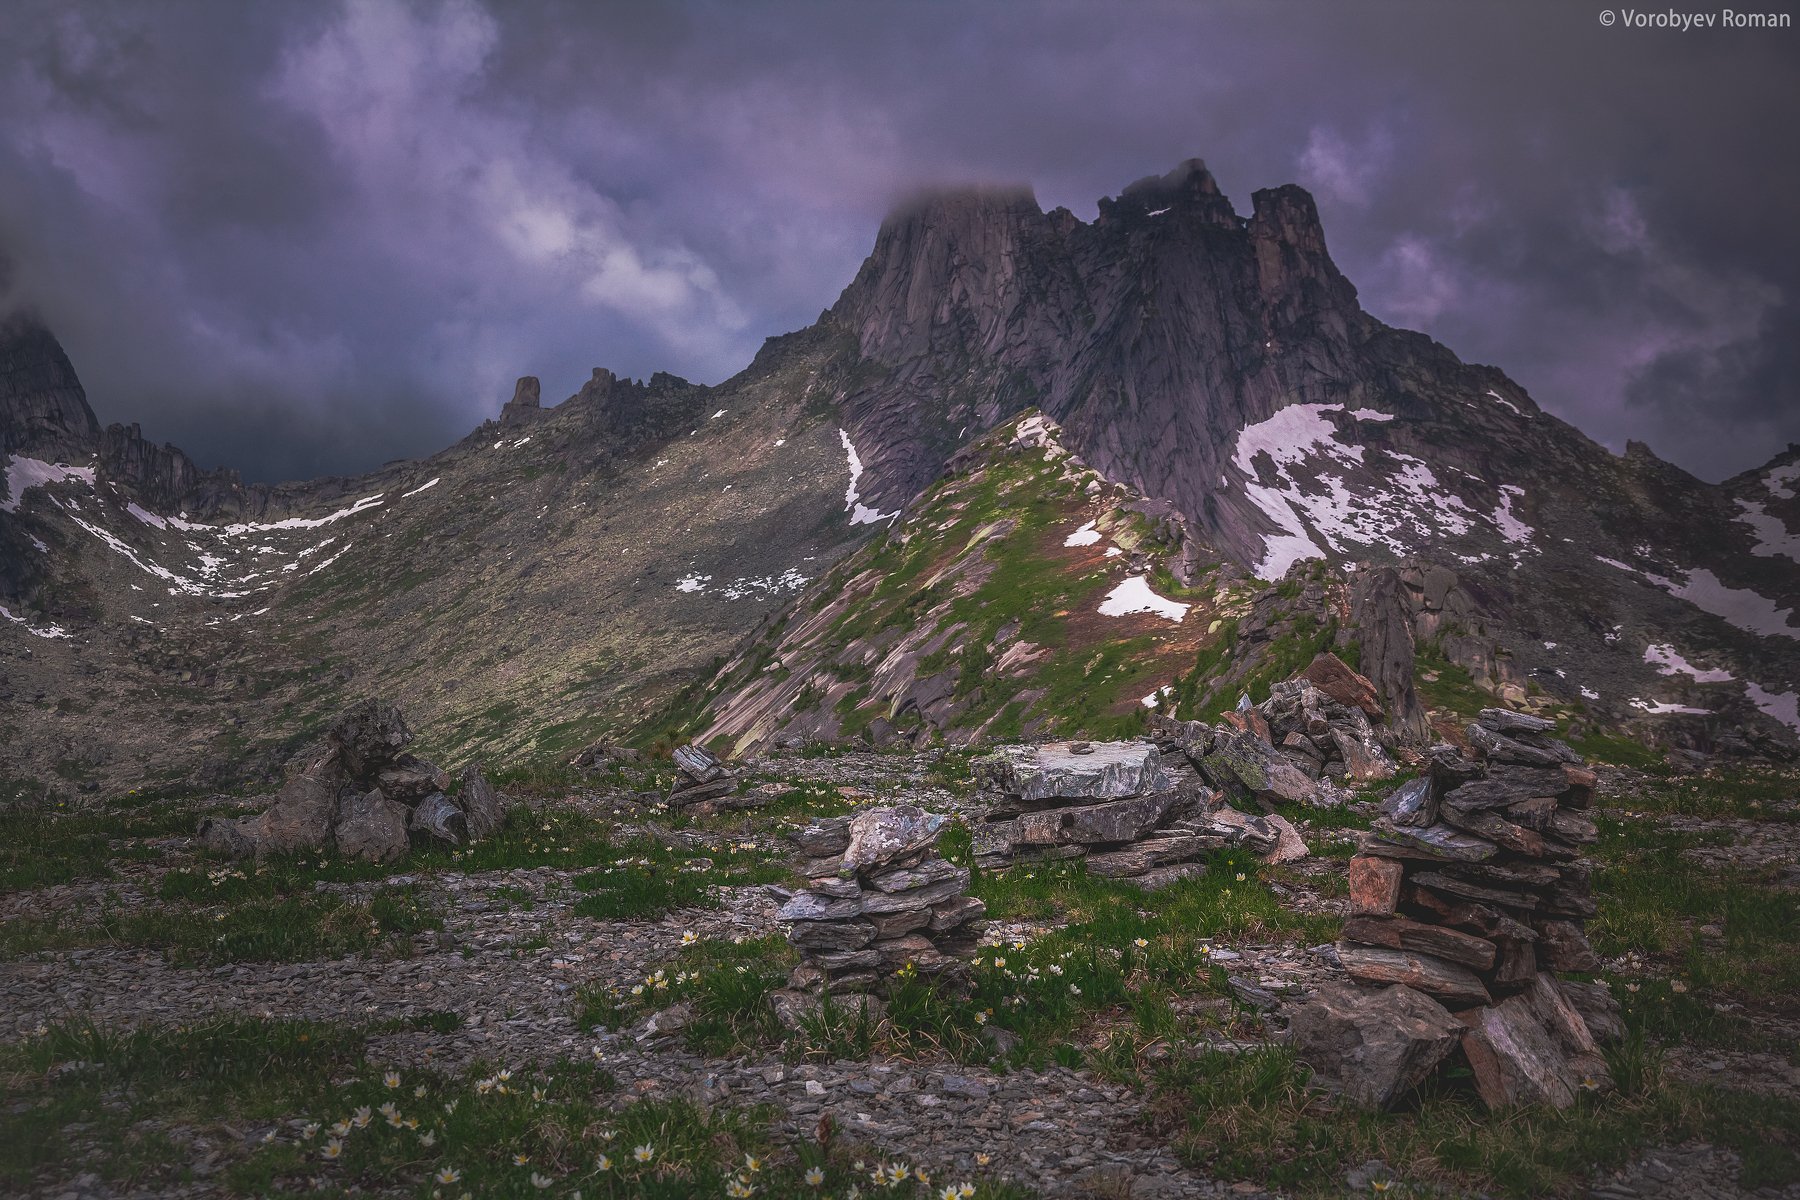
[
  {"x1": 1413, "y1": 638, "x2": 1494, "y2": 718},
  {"x1": 1589, "y1": 816, "x2": 1800, "y2": 1015},
  {"x1": 1149, "y1": 1039, "x2": 1800, "y2": 1197},
  {"x1": 0, "y1": 878, "x2": 438, "y2": 966},
  {"x1": 0, "y1": 797, "x2": 201, "y2": 890},
  {"x1": 571, "y1": 837, "x2": 788, "y2": 921},
  {"x1": 573, "y1": 935, "x2": 795, "y2": 1056},
  {"x1": 2, "y1": 1016, "x2": 1021, "y2": 1199}
]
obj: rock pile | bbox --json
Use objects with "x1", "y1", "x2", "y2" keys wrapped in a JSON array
[
  {"x1": 1292, "y1": 708, "x2": 1617, "y2": 1109},
  {"x1": 1151, "y1": 652, "x2": 1397, "y2": 812},
  {"x1": 199, "y1": 700, "x2": 504, "y2": 863},
  {"x1": 776, "y1": 805, "x2": 986, "y2": 994},
  {"x1": 970, "y1": 739, "x2": 1306, "y2": 885}
]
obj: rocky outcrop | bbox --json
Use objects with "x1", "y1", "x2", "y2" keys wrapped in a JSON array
[
  {"x1": 500, "y1": 376, "x2": 541, "y2": 424},
  {"x1": 198, "y1": 700, "x2": 506, "y2": 862}
]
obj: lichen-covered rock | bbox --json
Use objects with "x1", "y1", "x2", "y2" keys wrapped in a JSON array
[
  {"x1": 457, "y1": 764, "x2": 505, "y2": 841},
  {"x1": 977, "y1": 741, "x2": 1172, "y2": 804},
  {"x1": 842, "y1": 804, "x2": 945, "y2": 873},
  {"x1": 409, "y1": 791, "x2": 466, "y2": 845}
]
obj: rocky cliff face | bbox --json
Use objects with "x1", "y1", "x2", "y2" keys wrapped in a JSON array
[
  {"x1": 804, "y1": 159, "x2": 1799, "y2": 754},
  {"x1": 0, "y1": 312, "x2": 100, "y2": 462}
]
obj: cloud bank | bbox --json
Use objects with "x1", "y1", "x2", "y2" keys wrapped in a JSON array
[{"x1": 0, "y1": 0, "x2": 1794, "y2": 483}]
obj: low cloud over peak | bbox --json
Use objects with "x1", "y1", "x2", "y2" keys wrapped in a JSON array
[{"x1": 1, "y1": 0, "x2": 1794, "y2": 483}]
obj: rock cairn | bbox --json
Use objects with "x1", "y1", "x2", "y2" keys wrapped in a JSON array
[
  {"x1": 199, "y1": 699, "x2": 503, "y2": 863},
  {"x1": 777, "y1": 805, "x2": 985, "y2": 994},
  {"x1": 666, "y1": 743, "x2": 743, "y2": 808},
  {"x1": 971, "y1": 739, "x2": 1306, "y2": 885},
  {"x1": 1295, "y1": 708, "x2": 1617, "y2": 1109}
]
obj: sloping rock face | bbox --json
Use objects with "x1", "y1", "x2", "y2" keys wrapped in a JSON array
[{"x1": 0, "y1": 312, "x2": 99, "y2": 462}]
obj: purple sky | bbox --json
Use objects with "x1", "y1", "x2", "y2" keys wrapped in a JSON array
[{"x1": 1, "y1": 0, "x2": 1796, "y2": 484}]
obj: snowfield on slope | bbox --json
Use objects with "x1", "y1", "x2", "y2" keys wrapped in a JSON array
[{"x1": 1226, "y1": 403, "x2": 1525, "y2": 580}]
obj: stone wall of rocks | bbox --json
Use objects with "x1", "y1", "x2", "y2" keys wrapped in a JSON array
[
  {"x1": 776, "y1": 805, "x2": 985, "y2": 994},
  {"x1": 1293, "y1": 708, "x2": 1620, "y2": 1110},
  {"x1": 969, "y1": 739, "x2": 1307, "y2": 885},
  {"x1": 198, "y1": 699, "x2": 504, "y2": 863}
]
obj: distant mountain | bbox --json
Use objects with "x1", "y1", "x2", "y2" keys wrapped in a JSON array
[{"x1": 3, "y1": 161, "x2": 1796, "y2": 797}]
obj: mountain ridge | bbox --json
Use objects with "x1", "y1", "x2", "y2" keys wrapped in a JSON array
[{"x1": 4, "y1": 159, "x2": 1798, "y2": 798}]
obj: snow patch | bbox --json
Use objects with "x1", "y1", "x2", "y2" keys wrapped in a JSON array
[
  {"x1": 675, "y1": 574, "x2": 711, "y2": 593},
  {"x1": 401, "y1": 477, "x2": 440, "y2": 499},
  {"x1": 1064, "y1": 520, "x2": 1102, "y2": 547},
  {"x1": 837, "y1": 428, "x2": 898, "y2": 525},
  {"x1": 1227, "y1": 403, "x2": 1485, "y2": 580},
  {"x1": 1746, "y1": 682, "x2": 1800, "y2": 733},
  {"x1": 3, "y1": 456, "x2": 95, "y2": 513},
  {"x1": 711, "y1": 409, "x2": 726, "y2": 419},
  {"x1": 1492, "y1": 485, "x2": 1533, "y2": 545},
  {"x1": 214, "y1": 494, "x2": 385, "y2": 537},
  {"x1": 0, "y1": 603, "x2": 72, "y2": 639},
  {"x1": 1630, "y1": 698, "x2": 1711, "y2": 716},
  {"x1": 127, "y1": 502, "x2": 167, "y2": 528},
  {"x1": 1597, "y1": 557, "x2": 1799, "y2": 640},
  {"x1": 1735, "y1": 500, "x2": 1800, "y2": 562},
  {"x1": 717, "y1": 569, "x2": 810, "y2": 601},
  {"x1": 1485, "y1": 389, "x2": 1524, "y2": 416},
  {"x1": 1643, "y1": 643, "x2": 1734, "y2": 683},
  {"x1": 1580, "y1": 686, "x2": 1600, "y2": 700},
  {"x1": 1141, "y1": 685, "x2": 1174, "y2": 709},
  {"x1": 1347, "y1": 408, "x2": 1394, "y2": 422},
  {"x1": 1765, "y1": 461, "x2": 1800, "y2": 499},
  {"x1": 1098, "y1": 575, "x2": 1189, "y2": 622},
  {"x1": 1145, "y1": 206, "x2": 1172, "y2": 218}
]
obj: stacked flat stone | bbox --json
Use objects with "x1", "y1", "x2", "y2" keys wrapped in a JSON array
[
  {"x1": 777, "y1": 805, "x2": 986, "y2": 994},
  {"x1": 1334, "y1": 707, "x2": 1615, "y2": 1107},
  {"x1": 969, "y1": 740, "x2": 1301, "y2": 884},
  {"x1": 666, "y1": 743, "x2": 740, "y2": 807}
]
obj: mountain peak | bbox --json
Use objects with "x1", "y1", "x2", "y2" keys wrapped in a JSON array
[
  {"x1": 1101, "y1": 157, "x2": 1240, "y2": 227},
  {"x1": 0, "y1": 309, "x2": 101, "y2": 462}
]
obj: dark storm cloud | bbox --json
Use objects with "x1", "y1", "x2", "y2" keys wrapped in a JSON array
[{"x1": 0, "y1": 0, "x2": 1795, "y2": 483}]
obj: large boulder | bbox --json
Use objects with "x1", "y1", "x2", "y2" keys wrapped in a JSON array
[
  {"x1": 377, "y1": 754, "x2": 452, "y2": 804},
  {"x1": 1013, "y1": 791, "x2": 1177, "y2": 845},
  {"x1": 1287, "y1": 983, "x2": 1464, "y2": 1109},
  {"x1": 1458, "y1": 974, "x2": 1611, "y2": 1108},
  {"x1": 457, "y1": 764, "x2": 505, "y2": 841},
  {"x1": 1300, "y1": 652, "x2": 1383, "y2": 719},
  {"x1": 1199, "y1": 728, "x2": 1326, "y2": 808},
  {"x1": 409, "y1": 791, "x2": 467, "y2": 845},
  {"x1": 334, "y1": 787, "x2": 409, "y2": 862},
  {"x1": 199, "y1": 751, "x2": 342, "y2": 860}
]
